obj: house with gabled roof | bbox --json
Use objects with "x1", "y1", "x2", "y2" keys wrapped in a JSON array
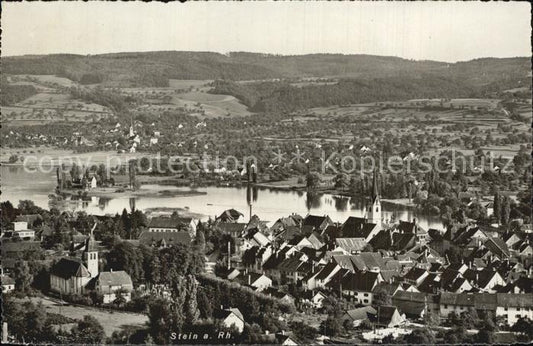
[
  {"x1": 307, "y1": 232, "x2": 325, "y2": 250},
  {"x1": 301, "y1": 290, "x2": 327, "y2": 309},
  {"x1": 334, "y1": 238, "x2": 367, "y2": 254},
  {"x1": 277, "y1": 257, "x2": 311, "y2": 284},
  {"x1": 463, "y1": 268, "x2": 505, "y2": 293},
  {"x1": 217, "y1": 209, "x2": 245, "y2": 223},
  {"x1": 304, "y1": 262, "x2": 341, "y2": 290},
  {"x1": 392, "y1": 291, "x2": 439, "y2": 320},
  {"x1": 404, "y1": 267, "x2": 429, "y2": 286},
  {"x1": 484, "y1": 237, "x2": 511, "y2": 260},
  {"x1": 439, "y1": 292, "x2": 533, "y2": 326},
  {"x1": 368, "y1": 306, "x2": 405, "y2": 328},
  {"x1": 263, "y1": 287, "x2": 295, "y2": 305},
  {"x1": 342, "y1": 306, "x2": 376, "y2": 327},
  {"x1": 138, "y1": 229, "x2": 191, "y2": 248},
  {"x1": 288, "y1": 234, "x2": 314, "y2": 250},
  {"x1": 147, "y1": 216, "x2": 197, "y2": 238},
  {"x1": 215, "y1": 307, "x2": 245, "y2": 332},
  {"x1": 236, "y1": 272, "x2": 272, "y2": 292},
  {"x1": 302, "y1": 214, "x2": 333, "y2": 233},
  {"x1": 439, "y1": 268, "x2": 473, "y2": 293},
  {"x1": 87, "y1": 270, "x2": 134, "y2": 304},
  {"x1": 341, "y1": 271, "x2": 383, "y2": 305},
  {"x1": 340, "y1": 217, "x2": 380, "y2": 242},
  {"x1": 271, "y1": 215, "x2": 300, "y2": 234}
]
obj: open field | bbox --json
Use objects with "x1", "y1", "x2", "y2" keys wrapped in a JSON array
[
  {"x1": 171, "y1": 91, "x2": 252, "y2": 118},
  {"x1": 24, "y1": 296, "x2": 148, "y2": 337},
  {"x1": 21, "y1": 74, "x2": 78, "y2": 88},
  {"x1": 168, "y1": 79, "x2": 212, "y2": 90}
]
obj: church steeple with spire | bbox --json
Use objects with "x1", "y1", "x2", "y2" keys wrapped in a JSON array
[
  {"x1": 83, "y1": 223, "x2": 99, "y2": 278},
  {"x1": 367, "y1": 169, "x2": 382, "y2": 227}
]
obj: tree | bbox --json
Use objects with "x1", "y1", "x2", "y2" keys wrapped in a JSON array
[
  {"x1": 147, "y1": 252, "x2": 161, "y2": 285},
  {"x1": 306, "y1": 172, "x2": 321, "y2": 190},
  {"x1": 113, "y1": 288, "x2": 128, "y2": 307},
  {"x1": 319, "y1": 316, "x2": 343, "y2": 337},
  {"x1": 184, "y1": 275, "x2": 200, "y2": 325},
  {"x1": 289, "y1": 321, "x2": 318, "y2": 343},
  {"x1": 404, "y1": 328, "x2": 435, "y2": 344},
  {"x1": 443, "y1": 326, "x2": 468, "y2": 344},
  {"x1": 501, "y1": 196, "x2": 511, "y2": 225},
  {"x1": 13, "y1": 260, "x2": 33, "y2": 292},
  {"x1": 511, "y1": 317, "x2": 533, "y2": 341},
  {"x1": 372, "y1": 288, "x2": 392, "y2": 308},
  {"x1": 334, "y1": 173, "x2": 349, "y2": 190},
  {"x1": 197, "y1": 287, "x2": 213, "y2": 319},
  {"x1": 493, "y1": 190, "x2": 501, "y2": 221},
  {"x1": 475, "y1": 328, "x2": 495, "y2": 344},
  {"x1": 8, "y1": 154, "x2": 18, "y2": 163},
  {"x1": 72, "y1": 315, "x2": 105, "y2": 344}
]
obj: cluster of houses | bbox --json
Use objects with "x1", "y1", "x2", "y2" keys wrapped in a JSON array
[
  {"x1": 2, "y1": 179, "x2": 532, "y2": 340},
  {"x1": 201, "y1": 182, "x2": 533, "y2": 330}
]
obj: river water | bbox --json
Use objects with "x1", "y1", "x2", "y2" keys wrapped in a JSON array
[{"x1": 1, "y1": 166, "x2": 444, "y2": 230}]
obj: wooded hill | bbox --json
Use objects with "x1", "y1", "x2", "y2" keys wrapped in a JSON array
[{"x1": 3, "y1": 51, "x2": 530, "y2": 87}]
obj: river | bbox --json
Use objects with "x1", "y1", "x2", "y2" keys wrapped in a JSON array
[{"x1": 1, "y1": 166, "x2": 444, "y2": 230}]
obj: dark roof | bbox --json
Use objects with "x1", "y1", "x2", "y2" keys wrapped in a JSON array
[
  {"x1": 217, "y1": 209, "x2": 244, "y2": 222},
  {"x1": 303, "y1": 215, "x2": 330, "y2": 229},
  {"x1": 237, "y1": 272, "x2": 267, "y2": 286},
  {"x1": 404, "y1": 267, "x2": 427, "y2": 281},
  {"x1": 463, "y1": 268, "x2": 501, "y2": 289},
  {"x1": 484, "y1": 237, "x2": 510, "y2": 258},
  {"x1": 325, "y1": 268, "x2": 350, "y2": 290},
  {"x1": 340, "y1": 217, "x2": 376, "y2": 238},
  {"x1": 138, "y1": 230, "x2": 191, "y2": 247},
  {"x1": 315, "y1": 262, "x2": 339, "y2": 281},
  {"x1": 50, "y1": 258, "x2": 90, "y2": 279},
  {"x1": 341, "y1": 271, "x2": 380, "y2": 292},
  {"x1": 277, "y1": 226, "x2": 301, "y2": 241},
  {"x1": 398, "y1": 221, "x2": 416, "y2": 233},
  {"x1": 392, "y1": 292, "x2": 434, "y2": 317},
  {"x1": 149, "y1": 217, "x2": 179, "y2": 229},
  {"x1": 215, "y1": 307, "x2": 244, "y2": 321},
  {"x1": 324, "y1": 225, "x2": 342, "y2": 239},
  {"x1": 368, "y1": 306, "x2": 398, "y2": 325},
  {"x1": 344, "y1": 306, "x2": 376, "y2": 321},
  {"x1": 92, "y1": 271, "x2": 133, "y2": 291},
  {"x1": 373, "y1": 282, "x2": 401, "y2": 296}
]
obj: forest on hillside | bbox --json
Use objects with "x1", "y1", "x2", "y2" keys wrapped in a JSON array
[
  {"x1": 210, "y1": 75, "x2": 515, "y2": 113},
  {"x1": 3, "y1": 52, "x2": 530, "y2": 88}
]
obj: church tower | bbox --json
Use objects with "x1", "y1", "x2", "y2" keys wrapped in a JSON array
[
  {"x1": 367, "y1": 169, "x2": 382, "y2": 227},
  {"x1": 83, "y1": 224, "x2": 99, "y2": 278}
]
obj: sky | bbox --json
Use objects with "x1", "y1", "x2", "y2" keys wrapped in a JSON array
[{"x1": 2, "y1": 1, "x2": 531, "y2": 62}]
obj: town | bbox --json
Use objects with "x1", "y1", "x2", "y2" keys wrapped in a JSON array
[{"x1": 2, "y1": 165, "x2": 533, "y2": 344}]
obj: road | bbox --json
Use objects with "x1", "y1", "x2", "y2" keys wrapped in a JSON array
[{"x1": 27, "y1": 296, "x2": 149, "y2": 337}]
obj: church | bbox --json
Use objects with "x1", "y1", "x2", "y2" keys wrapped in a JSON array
[{"x1": 49, "y1": 230, "x2": 133, "y2": 303}]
